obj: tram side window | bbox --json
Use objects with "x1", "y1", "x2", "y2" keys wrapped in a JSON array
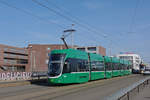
[
  {"x1": 118, "y1": 63, "x2": 121, "y2": 70},
  {"x1": 63, "y1": 58, "x2": 77, "y2": 73},
  {"x1": 129, "y1": 65, "x2": 132, "y2": 69},
  {"x1": 117, "y1": 63, "x2": 120, "y2": 70},
  {"x1": 63, "y1": 58, "x2": 88, "y2": 73},
  {"x1": 84, "y1": 61, "x2": 89, "y2": 71},
  {"x1": 105, "y1": 63, "x2": 109, "y2": 71},
  {"x1": 120, "y1": 64, "x2": 123, "y2": 70},
  {"x1": 128, "y1": 65, "x2": 130, "y2": 69},
  {"x1": 112, "y1": 63, "x2": 115, "y2": 70},
  {"x1": 119, "y1": 64, "x2": 121, "y2": 70},
  {"x1": 117, "y1": 63, "x2": 121, "y2": 70},
  {"x1": 63, "y1": 62, "x2": 71, "y2": 73},
  {"x1": 122, "y1": 64, "x2": 124, "y2": 70},
  {"x1": 78, "y1": 60, "x2": 89, "y2": 72},
  {"x1": 126, "y1": 65, "x2": 128, "y2": 70},
  {"x1": 91, "y1": 61, "x2": 104, "y2": 71},
  {"x1": 113, "y1": 63, "x2": 118, "y2": 70},
  {"x1": 121, "y1": 64, "x2": 123, "y2": 70},
  {"x1": 127, "y1": 65, "x2": 129, "y2": 70},
  {"x1": 105, "y1": 62, "x2": 112, "y2": 71},
  {"x1": 125, "y1": 64, "x2": 128, "y2": 70},
  {"x1": 123, "y1": 64, "x2": 125, "y2": 70},
  {"x1": 123, "y1": 64, "x2": 126, "y2": 70},
  {"x1": 115, "y1": 63, "x2": 119, "y2": 70}
]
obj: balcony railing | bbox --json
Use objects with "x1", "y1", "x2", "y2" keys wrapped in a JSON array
[
  {"x1": 3, "y1": 48, "x2": 28, "y2": 54},
  {"x1": 3, "y1": 53, "x2": 28, "y2": 59}
]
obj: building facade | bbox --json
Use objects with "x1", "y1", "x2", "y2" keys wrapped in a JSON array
[
  {"x1": 28, "y1": 45, "x2": 106, "y2": 72},
  {"x1": 0, "y1": 44, "x2": 29, "y2": 72},
  {"x1": 75, "y1": 46, "x2": 106, "y2": 56},
  {"x1": 27, "y1": 44, "x2": 69, "y2": 72},
  {"x1": 116, "y1": 53, "x2": 142, "y2": 73},
  {"x1": 0, "y1": 44, "x2": 106, "y2": 72}
]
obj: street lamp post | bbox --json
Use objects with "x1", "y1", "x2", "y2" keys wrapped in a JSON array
[
  {"x1": 109, "y1": 40, "x2": 112, "y2": 56},
  {"x1": 33, "y1": 51, "x2": 36, "y2": 72},
  {"x1": 28, "y1": 46, "x2": 33, "y2": 72}
]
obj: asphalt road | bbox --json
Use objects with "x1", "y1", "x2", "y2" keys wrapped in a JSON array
[{"x1": 0, "y1": 74, "x2": 148, "y2": 100}]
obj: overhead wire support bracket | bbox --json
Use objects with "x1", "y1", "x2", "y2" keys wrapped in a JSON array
[{"x1": 61, "y1": 25, "x2": 76, "y2": 49}]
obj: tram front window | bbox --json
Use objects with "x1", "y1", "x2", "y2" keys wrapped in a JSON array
[{"x1": 48, "y1": 54, "x2": 65, "y2": 77}]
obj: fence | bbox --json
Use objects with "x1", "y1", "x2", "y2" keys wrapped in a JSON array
[
  {"x1": 105, "y1": 76, "x2": 150, "y2": 100},
  {"x1": 0, "y1": 71, "x2": 48, "y2": 81},
  {"x1": 0, "y1": 72, "x2": 32, "y2": 81}
]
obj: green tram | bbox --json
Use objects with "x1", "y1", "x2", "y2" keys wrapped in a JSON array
[{"x1": 48, "y1": 49, "x2": 132, "y2": 84}]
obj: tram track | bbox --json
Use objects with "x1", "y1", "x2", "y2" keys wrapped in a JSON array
[
  {"x1": 50, "y1": 75, "x2": 147, "y2": 100},
  {"x1": 0, "y1": 85, "x2": 52, "y2": 99},
  {"x1": 24, "y1": 75, "x2": 142, "y2": 100},
  {"x1": 0, "y1": 74, "x2": 147, "y2": 100}
]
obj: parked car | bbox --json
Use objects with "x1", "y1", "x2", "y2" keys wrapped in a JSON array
[{"x1": 143, "y1": 66, "x2": 150, "y2": 75}]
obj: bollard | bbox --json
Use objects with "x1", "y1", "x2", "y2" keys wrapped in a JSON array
[
  {"x1": 127, "y1": 92, "x2": 130, "y2": 100},
  {"x1": 137, "y1": 85, "x2": 140, "y2": 93}
]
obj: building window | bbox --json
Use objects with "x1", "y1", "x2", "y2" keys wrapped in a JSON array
[
  {"x1": 77, "y1": 48, "x2": 85, "y2": 51},
  {"x1": 17, "y1": 59, "x2": 28, "y2": 64},
  {"x1": 17, "y1": 66, "x2": 25, "y2": 72},
  {"x1": 3, "y1": 58, "x2": 28, "y2": 64},
  {"x1": 3, "y1": 48, "x2": 8, "y2": 51},
  {"x1": 87, "y1": 47, "x2": 96, "y2": 51}
]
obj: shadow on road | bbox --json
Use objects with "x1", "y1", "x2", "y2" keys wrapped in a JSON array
[{"x1": 29, "y1": 79, "x2": 80, "y2": 87}]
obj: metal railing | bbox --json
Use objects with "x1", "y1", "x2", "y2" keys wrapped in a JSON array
[
  {"x1": 31, "y1": 71, "x2": 48, "y2": 80},
  {"x1": 105, "y1": 76, "x2": 150, "y2": 100}
]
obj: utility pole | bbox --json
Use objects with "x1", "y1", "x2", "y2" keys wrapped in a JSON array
[
  {"x1": 28, "y1": 46, "x2": 33, "y2": 72},
  {"x1": 71, "y1": 24, "x2": 74, "y2": 48},
  {"x1": 33, "y1": 51, "x2": 36, "y2": 72},
  {"x1": 109, "y1": 40, "x2": 112, "y2": 56}
]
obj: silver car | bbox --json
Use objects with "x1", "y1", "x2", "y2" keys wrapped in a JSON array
[{"x1": 143, "y1": 67, "x2": 150, "y2": 75}]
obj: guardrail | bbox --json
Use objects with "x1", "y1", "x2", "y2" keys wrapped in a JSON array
[
  {"x1": 105, "y1": 76, "x2": 150, "y2": 100},
  {"x1": 0, "y1": 71, "x2": 48, "y2": 81},
  {"x1": 31, "y1": 71, "x2": 48, "y2": 80}
]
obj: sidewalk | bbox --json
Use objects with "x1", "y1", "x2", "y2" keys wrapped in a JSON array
[
  {"x1": 132, "y1": 84, "x2": 150, "y2": 100},
  {"x1": 0, "y1": 77, "x2": 47, "y2": 88},
  {"x1": 0, "y1": 79, "x2": 30, "y2": 84}
]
